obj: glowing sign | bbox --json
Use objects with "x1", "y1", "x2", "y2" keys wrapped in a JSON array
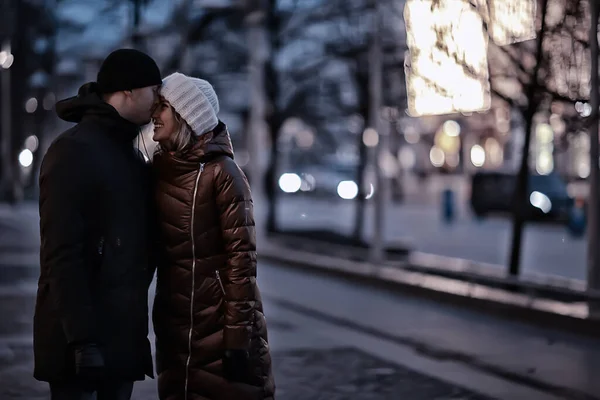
[{"x1": 404, "y1": 0, "x2": 491, "y2": 116}]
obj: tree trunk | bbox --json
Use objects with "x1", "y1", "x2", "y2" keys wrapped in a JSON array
[
  {"x1": 352, "y1": 134, "x2": 368, "y2": 240},
  {"x1": 352, "y1": 67, "x2": 370, "y2": 240},
  {"x1": 264, "y1": 0, "x2": 281, "y2": 235},
  {"x1": 7, "y1": 0, "x2": 29, "y2": 204},
  {"x1": 163, "y1": 0, "x2": 193, "y2": 73},
  {"x1": 368, "y1": 0, "x2": 385, "y2": 263},
  {"x1": 265, "y1": 114, "x2": 283, "y2": 234},
  {"x1": 508, "y1": 0, "x2": 549, "y2": 276},
  {"x1": 131, "y1": 0, "x2": 144, "y2": 50},
  {"x1": 25, "y1": 89, "x2": 46, "y2": 196}
]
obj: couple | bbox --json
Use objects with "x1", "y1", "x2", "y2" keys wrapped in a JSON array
[{"x1": 33, "y1": 49, "x2": 275, "y2": 400}]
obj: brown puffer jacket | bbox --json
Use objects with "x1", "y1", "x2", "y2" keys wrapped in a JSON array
[{"x1": 152, "y1": 122, "x2": 275, "y2": 400}]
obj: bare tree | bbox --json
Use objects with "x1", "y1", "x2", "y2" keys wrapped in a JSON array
[
  {"x1": 407, "y1": 0, "x2": 589, "y2": 275},
  {"x1": 264, "y1": 0, "x2": 375, "y2": 234},
  {"x1": 486, "y1": 0, "x2": 589, "y2": 276},
  {"x1": 274, "y1": 0, "x2": 406, "y2": 239}
]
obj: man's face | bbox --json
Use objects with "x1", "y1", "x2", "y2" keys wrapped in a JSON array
[{"x1": 127, "y1": 85, "x2": 160, "y2": 125}]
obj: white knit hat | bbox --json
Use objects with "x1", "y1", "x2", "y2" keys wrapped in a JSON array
[{"x1": 160, "y1": 72, "x2": 220, "y2": 136}]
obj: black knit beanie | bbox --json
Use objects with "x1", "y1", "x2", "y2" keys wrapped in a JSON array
[{"x1": 96, "y1": 49, "x2": 162, "y2": 94}]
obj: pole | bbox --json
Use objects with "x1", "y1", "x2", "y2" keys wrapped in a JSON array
[
  {"x1": 1, "y1": 48, "x2": 11, "y2": 202},
  {"x1": 264, "y1": 0, "x2": 281, "y2": 234},
  {"x1": 368, "y1": 0, "x2": 386, "y2": 263},
  {"x1": 246, "y1": 4, "x2": 268, "y2": 235},
  {"x1": 587, "y1": 0, "x2": 600, "y2": 310}
]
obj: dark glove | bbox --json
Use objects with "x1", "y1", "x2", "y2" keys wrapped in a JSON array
[
  {"x1": 223, "y1": 349, "x2": 250, "y2": 382},
  {"x1": 74, "y1": 343, "x2": 105, "y2": 381}
]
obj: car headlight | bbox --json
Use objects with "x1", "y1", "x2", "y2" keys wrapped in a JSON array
[
  {"x1": 530, "y1": 191, "x2": 552, "y2": 213},
  {"x1": 279, "y1": 173, "x2": 302, "y2": 193},
  {"x1": 337, "y1": 180, "x2": 358, "y2": 200}
]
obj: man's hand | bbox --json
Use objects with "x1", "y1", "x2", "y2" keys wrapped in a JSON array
[
  {"x1": 222, "y1": 349, "x2": 250, "y2": 382},
  {"x1": 74, "y1": 343, "x2": 105, "y2": 381}
]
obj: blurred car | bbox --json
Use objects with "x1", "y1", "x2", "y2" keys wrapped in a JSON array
[
  {"x1": 470, "y1": 171, "x2": 574, "y2": 223},
  {"x1": 278, "y1": 162, "x2": 375, "y2": 200}
]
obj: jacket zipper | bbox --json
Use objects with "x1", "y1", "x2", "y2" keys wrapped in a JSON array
[
  {"x1": 215, "y1": 270, "x2": 225, "y2": 295},
  {"x1": 184, "y1": 163, "x2": 204, "y2": 400},
  {"x1": 97, "y1": 236, "x2": 105, "y2": 255}
]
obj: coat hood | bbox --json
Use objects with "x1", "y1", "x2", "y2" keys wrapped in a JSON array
[
  {"x1": 56, "y1": 82, "x2": 119, "y2": 123},
  {"x1": 156, "y1": 121, "x2": 234, "y2": 168},
  {"x1": 188, "y1": 121, "x2": 234, "y2": 161},
  {"x1": 55, "y1": 82, "x2": 141, "y2": 143}
]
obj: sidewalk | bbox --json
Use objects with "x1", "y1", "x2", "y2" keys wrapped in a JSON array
[
  {"x1": 258, "y1": 246, "x2": 600, "y2": 400},
  {"x1": 0, "y1": 202, "x2": 40, "y2": 285}
]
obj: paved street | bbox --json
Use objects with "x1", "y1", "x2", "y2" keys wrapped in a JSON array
[
  {"x1": 2, "y1": 253, "x2": 600, "y2": 399},
  {"x1": 0, "y1": 198, "x2": 589, "y2": 282},
  {"x1": 274, "y1": 196, "x2": 587, "y2": 281}
]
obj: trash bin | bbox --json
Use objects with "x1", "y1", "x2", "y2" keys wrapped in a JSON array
[
  {"x1": 442, "y1": 188, "x2": 455, "y2": 223},
  {"x1": 567, "y1": 198, "x2": 586, "y2": 237}
]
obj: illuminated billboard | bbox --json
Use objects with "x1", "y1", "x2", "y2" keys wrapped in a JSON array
[{"x1": 404, "y1": 0, "x2": 491, "y2": 116}]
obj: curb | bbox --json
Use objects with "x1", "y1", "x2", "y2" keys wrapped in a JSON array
[
  {"x1": 259, "y1": 241, "x2": 600, "y2": 338},
  {"x1": 407, "y1": 252, "x2": 599, "y2": 303},
  {"x1": 410, "y1": 251, "x2": 588, "y2": 291}
]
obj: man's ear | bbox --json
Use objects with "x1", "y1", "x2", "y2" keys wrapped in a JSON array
[{"x1": 123, "y1": 90, "x2": 134, "y2": 98}]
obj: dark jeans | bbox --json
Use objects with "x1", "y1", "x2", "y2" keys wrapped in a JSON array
[{"x1": 49, "y1": 380, "x2": 134, "y2": 400}]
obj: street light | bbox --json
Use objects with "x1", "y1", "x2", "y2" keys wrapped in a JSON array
[
  {"x1": 18, "y1": 149, "x2": 33, "y2": 168},
  {"x1": 0, "y1": 50, "x2": 14, "y2": 69}
]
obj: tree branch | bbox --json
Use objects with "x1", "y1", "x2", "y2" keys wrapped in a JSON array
[
  {"x1": 491, "y1": 87, "x2": 517, "y2": 108},
  {"x1": 490, "y1": 43, "x2": 532, "y2": 78}
]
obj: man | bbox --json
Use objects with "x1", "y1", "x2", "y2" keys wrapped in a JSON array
[{"x1": 33, "y1": 48, "x2": 162, "y2": 400}]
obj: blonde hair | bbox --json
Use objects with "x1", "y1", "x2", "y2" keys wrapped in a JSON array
[{"x1": 157, "y1": 104, "x2": 197, "y2": 154}]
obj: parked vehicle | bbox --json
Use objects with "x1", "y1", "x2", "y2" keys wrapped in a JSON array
[
  {"x1": 278, "y1": 163, "x2": 374, "y2": 200},
  {"x1": 470, "y1": 171, "x2": 574, "y2": 223},
  {"x1": 277, "y1": 153, "x2": 376, "y2": 201}
]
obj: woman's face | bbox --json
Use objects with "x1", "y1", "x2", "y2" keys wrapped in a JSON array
[{"x1": 151, "y1": 98, "x2": 177, "y2": 143}]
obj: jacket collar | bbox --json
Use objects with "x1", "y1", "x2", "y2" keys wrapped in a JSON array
[
  {"x1": 168, "y1": 121, "x2": 234, "y2": 164},
  {"x1": 56, "y1": 82, "x2": 140, "y2": 144}
]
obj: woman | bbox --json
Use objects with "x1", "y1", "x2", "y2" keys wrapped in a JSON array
[{"x1": 151, "y1": 72, "x2": 275, "y2": 400}]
